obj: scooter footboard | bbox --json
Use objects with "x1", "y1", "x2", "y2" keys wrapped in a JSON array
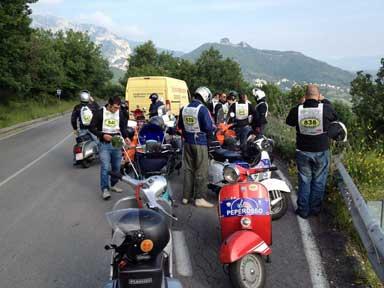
[{"x1": 220, "y1": 230, "x2": 271, "y2": 264}]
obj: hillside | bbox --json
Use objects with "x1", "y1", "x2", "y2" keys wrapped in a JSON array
[{"x1": 182, "y1": 39, "x2": 354, "y2": 89}]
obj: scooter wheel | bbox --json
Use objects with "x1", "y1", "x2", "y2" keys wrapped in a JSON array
[
  {"x1": 81, "y1": 159, "x2": 92, "y2": 168},
  {"x1": 270, "y1": 190, "x2": 289, "y2": 221},
  {"x1": 229, "y1": 253, "x2": 266, "y2": 288}
]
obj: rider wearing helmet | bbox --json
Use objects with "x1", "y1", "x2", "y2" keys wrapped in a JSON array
[
  {"x1": 71, "y1": 90, "x2": 99, "y2": 137},
  {"x1": 148, "y1": 93, "x2": 164, "y2": 118},
  {"x1": 178, "y1": 86, "x2": 215, "y2": 208},
  {"x1": 227, "y1": 90, "x2": 255, "y2": 147},
  {"x1": 252, "y1": 88, "x2": 268, "y2": 135}
]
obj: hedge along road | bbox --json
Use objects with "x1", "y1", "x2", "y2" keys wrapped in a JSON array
[{"x1": 0, "y1": 114, "x2": 320, "y2": 288}]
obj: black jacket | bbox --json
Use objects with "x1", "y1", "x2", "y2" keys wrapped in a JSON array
[
  {"x1": 149, "y1": 100, "x2": 164, "y2": 118},
  {"x1": 71, "y1": 103, "x2": 98, "y2": 130},
  {"x1": 253, "y1": 100, "x2": 268, "y2": 127},
  {"x1": 286, "y1": 99, "x2": 338, "y2": 152},
  {"x1": 89, "y1": 106, "x2": 129, "y2": 142}
]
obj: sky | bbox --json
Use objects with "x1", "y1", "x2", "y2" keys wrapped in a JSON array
[{"x1": 30, "y1": 0, "x2": 384, "y2": 60}]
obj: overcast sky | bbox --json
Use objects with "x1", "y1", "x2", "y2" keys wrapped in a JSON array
[{"x1": 31, "y1": 0, "x2": 383, "y2": 59}]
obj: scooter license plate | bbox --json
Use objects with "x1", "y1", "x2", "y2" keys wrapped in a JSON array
[{"x1": 75, "y1": 153, "x2": 84, "y2": 161}]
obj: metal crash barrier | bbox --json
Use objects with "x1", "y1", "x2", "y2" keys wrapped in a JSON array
[{"x1": 334, "y1": 158, "x2": 384, "y2": 282}]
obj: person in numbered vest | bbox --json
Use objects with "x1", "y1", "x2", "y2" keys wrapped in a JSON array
[
  {"x1": 252, "y1": 88, "x2": 268, "y2": 135},
  {"x1": 227, "y1": 90, "x2": 255, "y2": 148},
  {"x1": 89, "y1": 96, "x2": 130, "y2": 200},
  {"x1": 286, "y1": 85, "x2": 339, "y2": 219},
  {"x1": 213, "y1": 92, "x2": 228, "y2": 124},
  {"x1": 177, "y1": 86, "x2": 215, "y2": 208},
  {"x1": 71, "y1": 90, "x2": 98, "y2": 140},
  {"x1": 148, "y1": 93, "x2": 164, "y2": 118}
]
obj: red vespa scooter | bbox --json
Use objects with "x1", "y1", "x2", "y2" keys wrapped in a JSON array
[{"x1": 219, "y1": 164, "x2": 277, "y2": 288}]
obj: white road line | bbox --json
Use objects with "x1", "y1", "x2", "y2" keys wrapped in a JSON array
[
  {"x1": 172, "y1": 230, "x2": 193, "y2": 277},
  {"x1": 276, "y1": 169, "x2": 329, "y2": 288},
  {"x1": 0, "y1": 133, "x2": 72, "y2": 188}
]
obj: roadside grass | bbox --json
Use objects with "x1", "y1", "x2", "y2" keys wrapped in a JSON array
[
  {"x1": 265, "y1": 116, "x2": 383, "y2": 287},
  {"x1": 0, "y1": 99, "x2": 77, "y2": 129}
]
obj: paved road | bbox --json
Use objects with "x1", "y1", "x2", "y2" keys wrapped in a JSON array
[{"x1": 0, "y1": 115, "x2": 314, "y2": 288}]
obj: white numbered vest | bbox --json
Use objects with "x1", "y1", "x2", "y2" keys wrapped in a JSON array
[
  {"x1": 235, "y1": 103, "x2": 249, "y2": 120},
  {"x1": 102, "y1": 107, "x2": 120, "y2": 134},
  {"x1": 222, "y1": 103, "x2": 229, "y2": 117},
  {"x1": 255, "y1": 102, "x2": 269, "y2": 118},
  {"x1": 182, "y1": 104, "x2": 202, "y2": 133},
  {"x1": 212, "y1": 99, "x2": 219, "y2": 115},
  {"x1": 298, "y1": 104, "x2": 324, "y2": 135},
  {"x1": 80, "y1": 105, "x2": 93, "y2": 126}
]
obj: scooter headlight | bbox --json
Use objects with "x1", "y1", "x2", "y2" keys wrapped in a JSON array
[
  {"x1": 240, "y1": 217, "x2": 252, "y2": 229},
  {"x1": 223, "y1": 165, "x2": 240, "y2": 183}
]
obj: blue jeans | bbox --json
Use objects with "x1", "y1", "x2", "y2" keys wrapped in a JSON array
[
  {"x1": 296, "y1": 150, "x2": 330, "y2": 216},
  {"x1": 99, "y1": 142, "x2": 122, "y2": 192}
]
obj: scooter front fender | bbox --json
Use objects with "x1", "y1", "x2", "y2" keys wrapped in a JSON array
[
  {"x1": 260, "y1": 178, "x2": 291, "y2": 193},
  {"x1": 220, "y1": 230, "x2": 271, "y2": 264}
]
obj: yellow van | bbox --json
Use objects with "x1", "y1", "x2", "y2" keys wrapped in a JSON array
[{"x1": 125, "y1": 76, "x2": 190, "y2": 116}]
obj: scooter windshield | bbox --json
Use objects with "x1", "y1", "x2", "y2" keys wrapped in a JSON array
[
  {"x1": 138, "y1": 124, "x2": 165, "y2": 144},
  {"x1": 105, "y1": 208, "x2": 141, "y2": 235}
]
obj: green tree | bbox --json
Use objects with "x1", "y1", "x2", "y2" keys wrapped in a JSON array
[
  {"x1": 350, "y1": 61, "x2": 384, "y2": 136},
  {"x1": 26, "y1": 29, "x2": 65, "y2": 102},
  {"x1": 194, "y1": 47, "x2": 249, "y2": 93},
  {"x1": 54, "y1": 30, "x2": 112, "y2": 98},
  {"x1": 0, "y1": 0, "x2": 37, "y2": 103}
]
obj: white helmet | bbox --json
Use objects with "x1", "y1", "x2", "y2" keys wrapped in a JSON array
[
  {"x1": 80, "y1": 90, "x2": 90, "y2": 103},
  {"x1": 194, "y1": 86, "x2": 212, "y2": 104},
  {"x1": 252, "y1": 88, "x2": 266, "y2": 101}
]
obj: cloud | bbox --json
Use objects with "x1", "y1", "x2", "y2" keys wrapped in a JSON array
[
  {"x1": 77, "y1": 11, "x2": 145, "y2": 39},
  {"x1": 78, "y1": 11, "x2": 114, "y2": 29}
]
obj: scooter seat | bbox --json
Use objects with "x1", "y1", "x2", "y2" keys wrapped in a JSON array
[{"x1": 211, "y1": 148, "x2": 243, "y2": 163}]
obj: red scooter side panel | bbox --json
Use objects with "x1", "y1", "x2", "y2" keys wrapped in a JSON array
[
  {"x1": 220, "y1": 230, "x2": 271, "y2": 264},
  {"x1": 219, "y1": 182, "x2": 271, "y2": 245}
]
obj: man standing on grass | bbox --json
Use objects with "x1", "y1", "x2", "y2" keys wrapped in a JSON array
[{"x1": 286, "y1": 85, "x2": 338, "y2": 219}]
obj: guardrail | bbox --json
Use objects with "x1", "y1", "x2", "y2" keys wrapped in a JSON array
[{"x1": 334, "y1": 157, "x2": 384, "y2": 282}]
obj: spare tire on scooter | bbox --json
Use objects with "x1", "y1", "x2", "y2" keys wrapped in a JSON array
[{"x1": 229, "y1": 253, "x2": 266, "y2": 288}]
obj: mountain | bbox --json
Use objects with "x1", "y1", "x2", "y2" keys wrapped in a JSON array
[
  {"x1": 324, "y1": 55, "x2": 383, "y2": 72},
  {"x1": 182, "y1": 38, "x2": 354, "y2": 90},
  {"x1": 31, "y1": 14, "x2": 131, "y2": 70},
  {"x1": 31, "y1": 14, "x2": 185, "y2": 70}
]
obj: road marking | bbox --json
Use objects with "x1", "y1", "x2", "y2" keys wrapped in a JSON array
[
  {"x1": 0, "y1": 133, "x2": 72, "y2": 188},
  {"x1": 172, "y1": 230, "x2": 193, "y2": 277},
  {"x1": 276, "y1": 169, "x2": 329, "y2": 288}
]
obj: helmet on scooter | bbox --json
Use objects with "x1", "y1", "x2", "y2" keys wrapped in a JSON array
[
  {"x1": 328, "y1": 121, "x2": 347, "y2": 142},
  {"x1": 149, "y1": 116, "x2": 165, "y2": 129},
  {"x1": 79, "y1": 90, "x2": 90, "y2": 103},
  {"x1": 252, "y1": 88, "x2": 266, "y2": 101},
  {"x1": 110, "y1": 208, "x2": 170, "y2": 259},
  {"x1": 194, "y1": 86, "x2": 212, "y2": 104}
]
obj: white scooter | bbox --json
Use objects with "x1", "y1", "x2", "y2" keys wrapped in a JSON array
[{"x1": 208, "y1": 135, "x2": 291, "y2": 220}]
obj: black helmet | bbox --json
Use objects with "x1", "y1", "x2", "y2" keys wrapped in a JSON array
[
  {"x1": 328, "y1": 121, "x2": 347, "y2": 142},
  {"x1": 149, "y1": 93, "x2": 159, "y2": 101},
  {"x1": 228, "y1": 90, "x2": 239, "y2": 99}
]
